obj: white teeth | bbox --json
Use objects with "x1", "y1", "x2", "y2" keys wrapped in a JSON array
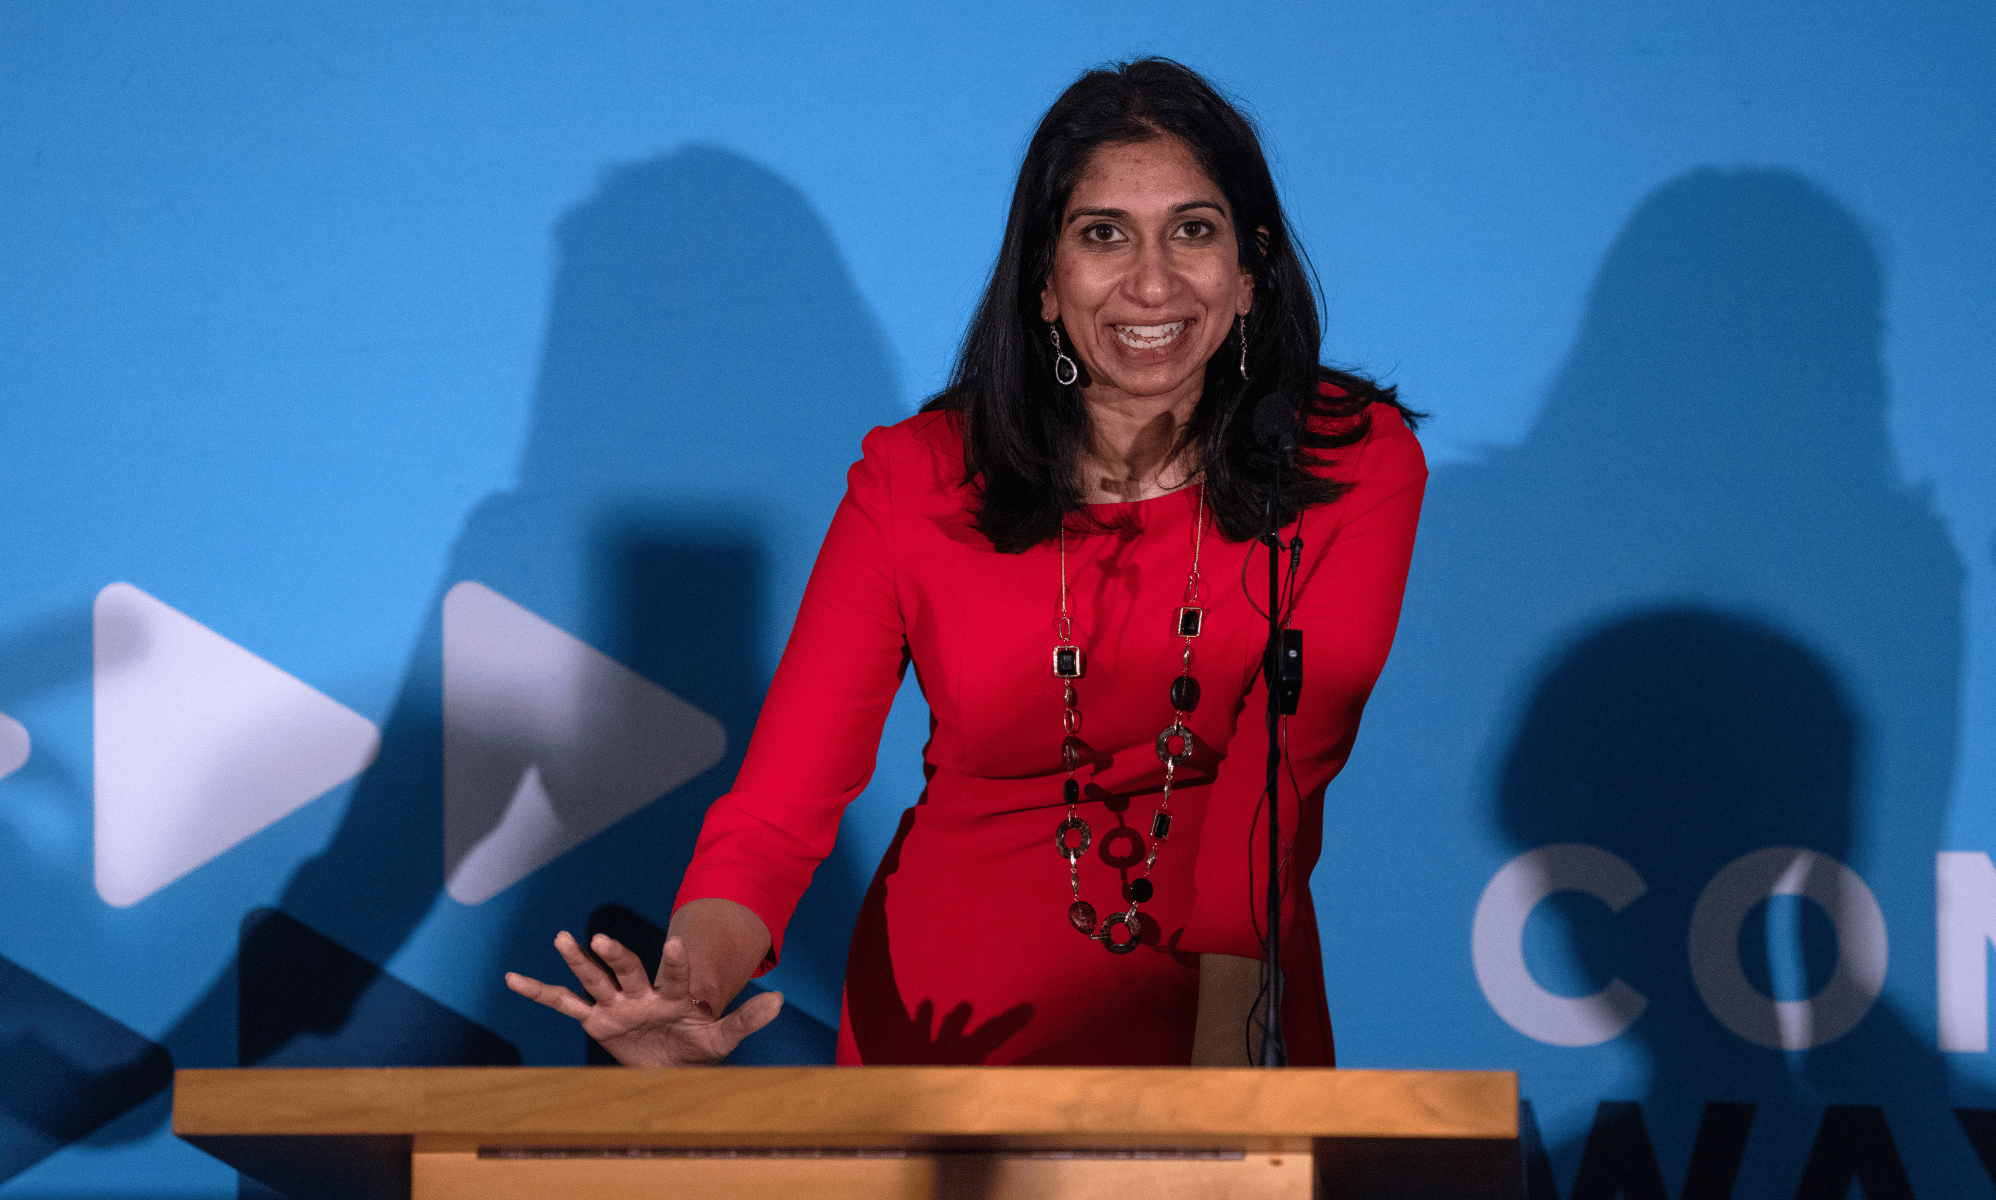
[{"x1": 1113, "y1": 321, "x2": 1186, "y2": 349}]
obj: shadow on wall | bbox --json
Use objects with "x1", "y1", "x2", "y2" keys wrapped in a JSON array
[
  {"x1": 1388, "y1": 168, "x2": 1974, "y2": 1196},
  {"x1": 139, "y1": 146, "x2": 899, "y2": 1153}
]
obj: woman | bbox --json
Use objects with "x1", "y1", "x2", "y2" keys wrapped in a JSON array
[{"x1": 506, "y1": 58, "x2": 1425, "y2": 1068}]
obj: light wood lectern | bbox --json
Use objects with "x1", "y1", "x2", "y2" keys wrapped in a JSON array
[{"x1": 175, "y1": 1066, "x2": 1520, "y2": 1200}]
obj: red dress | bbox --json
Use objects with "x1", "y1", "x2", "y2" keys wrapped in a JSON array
[{"x1": 676, "y1": 390, "x2": 1427, "y2": 1065}]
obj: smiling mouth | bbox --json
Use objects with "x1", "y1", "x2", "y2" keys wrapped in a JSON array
[{"x1": 1112, "y1": 321, "x2": 1187, "y2": 350}]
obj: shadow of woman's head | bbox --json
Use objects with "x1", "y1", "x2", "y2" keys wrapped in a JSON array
[
  {"x1": 1498, "y1": 606, "x2": 1857, "y2": 867},
  {"x1": 517, "y1": 144, "x2": 900, "y2": 501},
  {"x1": 1524, "y1": 167, "x2": 1890, "y2": 494}
]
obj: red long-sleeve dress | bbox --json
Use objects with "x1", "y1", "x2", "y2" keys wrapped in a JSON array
[{"x1": 676, "y1": 388, "x2": 1426, "y2": 1065}]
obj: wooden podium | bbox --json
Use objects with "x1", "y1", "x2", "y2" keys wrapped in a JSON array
[{"x1": 174, "y1": 1066, "x2": 1520, "y2": 1200}]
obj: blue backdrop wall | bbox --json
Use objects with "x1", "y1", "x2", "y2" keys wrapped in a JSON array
[{"x1": 3, "y1": 2, "x2": 1993, "y2": 1196}]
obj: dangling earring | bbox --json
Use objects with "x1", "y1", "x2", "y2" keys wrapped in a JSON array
[
  {"x1": 1237, "y1": 313, "x2": 1249, "y2": 380},
  {"x1": 1052, "y1": 325, "x2": 1079, "y2": 387}
]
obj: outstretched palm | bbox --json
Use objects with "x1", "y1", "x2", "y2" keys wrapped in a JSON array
[{"x1": 505, "y1": 931, "x2": 783, "y2": 1066}]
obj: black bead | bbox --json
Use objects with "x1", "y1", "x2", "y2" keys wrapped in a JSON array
[
  {"x1": 1063, "y1": 778, "x2": 1080, "y2": 805},
  {"x1": 1169, "y1": 675, "x2": 1201, "y2": 713},
  {"x1": 1125, "y1": 878, "x2": 1154, "y2": 903},
  {"x1": 1150, "y1": 812, "x2": 1172, "y2": 840}
]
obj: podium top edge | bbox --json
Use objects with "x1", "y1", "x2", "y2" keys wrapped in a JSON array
[{"x1": 173, "y1": 1067, "x2": 1517, "y2": 1141}]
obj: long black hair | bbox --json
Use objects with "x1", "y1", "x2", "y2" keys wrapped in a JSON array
[{"x1": 922, "y1": 57, "x2": 1422, "y2": 553}]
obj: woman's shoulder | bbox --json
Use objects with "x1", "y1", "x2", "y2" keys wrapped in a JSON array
[
  {"x1": 1304, "y1": 381, "x2": 1427, "y2": 497},
  {"x1": 866, "y1": 408, "x2": 962, "y2": 453},
  {"x1": 848, "y1": 409, "x2": 968, "y2": 501},
  {"x1": 856, "y1": 409, "x2": 963, "y2": 468}
]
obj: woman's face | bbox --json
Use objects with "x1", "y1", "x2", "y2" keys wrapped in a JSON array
[{"x1": 1040, "y1": 136, "x2": 1255, "y2": 411}]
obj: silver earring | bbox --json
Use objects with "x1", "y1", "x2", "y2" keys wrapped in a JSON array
[
  {"x1": 1052, "y1": 326, "x2": 1079, "y2": 387},
  {"x1": 1238, "y1": 314, "x2": 1249, "y2": 380}
]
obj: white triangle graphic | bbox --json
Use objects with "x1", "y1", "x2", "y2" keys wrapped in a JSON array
[
  {"x1": 93, "y1": 582, "x2": 381, "y2": 908},
  {"x1": 0, "y1": 711, "x2": 28, "y2": 783},
  {"x1": 442, "y1": 581, "x2": 727, "y2": 905}
]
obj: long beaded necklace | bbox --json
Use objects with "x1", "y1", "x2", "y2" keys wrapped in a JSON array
[{"x1": 1052, "y1": 485, "x2": 1207, "y2": 955}]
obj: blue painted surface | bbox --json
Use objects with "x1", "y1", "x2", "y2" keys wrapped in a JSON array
[{"x1": 1, "y1": 2, "x2": 1991, "y2": 1195}]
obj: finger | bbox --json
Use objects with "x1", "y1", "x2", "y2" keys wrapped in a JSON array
[
  {"x1": 504, "y1": 972, "x2": 596, "y2": 1022},
  {"x1": 653, "y1": 935, "x2": 694, "y2": 1001},
  {"x1": 719, "y1": 990, "x2": 785, "y2": 1047},
  {"x1": 552, "y1": 931, "x2": 621, "y2": 1005},
  {"x1": 591, "y1": 934, "x2": 652, "y2": 995}
]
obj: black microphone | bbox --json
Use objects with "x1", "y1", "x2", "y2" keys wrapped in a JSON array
[
  {"x1": 1255, "y1": 389, "x2": 1305, "y2": 714},
  {"x1": 1252, "y1": 391, "x2": 1296, "y2": 463}
]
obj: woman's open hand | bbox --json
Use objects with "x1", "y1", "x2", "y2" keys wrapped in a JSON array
[{"x1": 505, "y1": 930, "x2": 783, "y2": 1066}]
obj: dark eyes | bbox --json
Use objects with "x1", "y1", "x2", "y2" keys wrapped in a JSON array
[{"x1": 1076, "y1": 219, "x2": 1219, "y2": 244}]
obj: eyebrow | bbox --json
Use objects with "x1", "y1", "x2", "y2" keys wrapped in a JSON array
[{"x1": 1065, "y1": 200, "x2": 1229, "y2": 226}]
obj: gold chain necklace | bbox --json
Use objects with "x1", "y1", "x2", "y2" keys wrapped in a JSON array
[{"x1": 1052, "y1": 485, "x2": 1207, "y2": 954}]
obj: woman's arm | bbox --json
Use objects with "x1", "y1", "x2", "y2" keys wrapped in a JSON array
[
  {"x1": 507, "y1": 425, "x2": 915, "y2": 1061},
  {"x1": 1179, "y1": 407, "x2": 1428, "y2": 1031},
  {"x1": 672, "y1": 424, "x2": 912, "y2": 968}
]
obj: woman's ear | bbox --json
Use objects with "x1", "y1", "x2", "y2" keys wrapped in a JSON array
[
  {"x1": 1039, "y1": 275, "x2": 1059, "y2": 323},
  {"x1": 1239, "y1": 226, "x2": 1270, "y2": 314}
]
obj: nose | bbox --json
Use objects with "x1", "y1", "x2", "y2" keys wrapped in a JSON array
[{"x1": 1122, "y1": 238, "x2": 1182, "y2": 309}]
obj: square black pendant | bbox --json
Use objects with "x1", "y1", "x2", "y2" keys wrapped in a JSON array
[
  {"x1": 1052, "y1": 645, "x2": 1084, "y2": 678},
  {"x1": 1176, "y1": 606, "x2": 1204, "y2": 637}
]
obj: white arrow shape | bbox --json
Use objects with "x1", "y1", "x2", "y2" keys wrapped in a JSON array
[
  {"x1": 442, "y1": 581, "x2": 726, "y2": 905},
  {"x1": 93, "y1": 582, "x2": 380, "y2": 908},
  {"x1": 0, "y1": 711, "x2": 28, "y2": 783}
]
